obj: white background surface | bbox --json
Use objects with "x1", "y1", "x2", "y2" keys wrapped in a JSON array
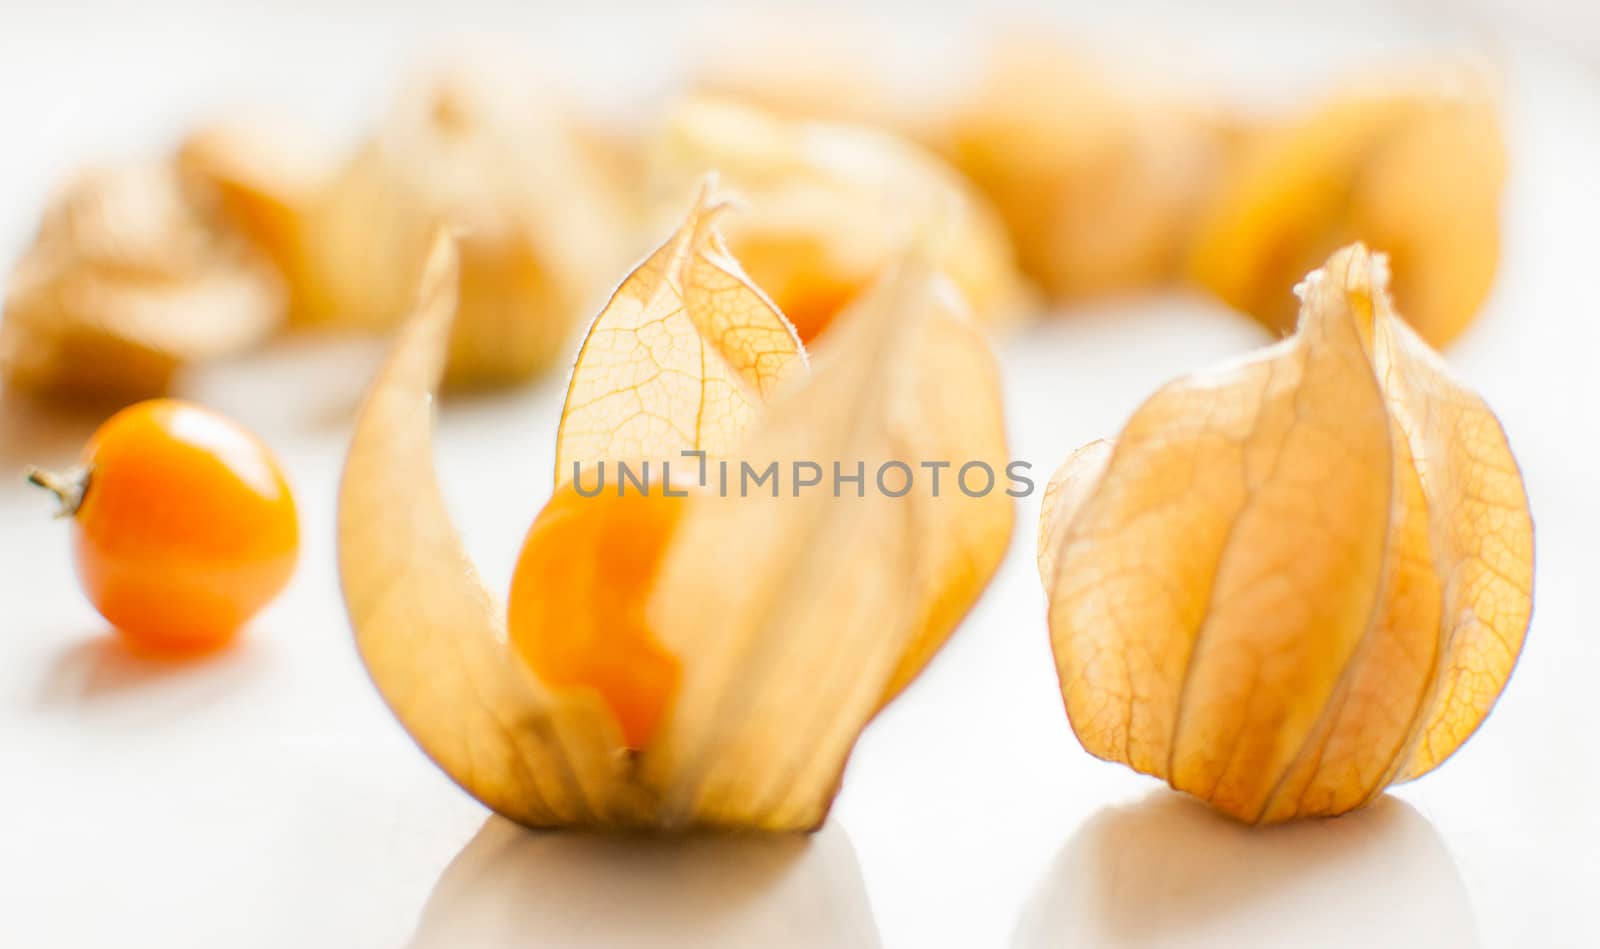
[{"x1": 2, "y1": 2, "x2": 1598, "y2": 947}]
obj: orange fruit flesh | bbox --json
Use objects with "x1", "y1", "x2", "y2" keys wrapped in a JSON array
[
  {"x1": 72, "y1": 399, "x2": 299, "y2": 652},
  {"x1": 735, "y1": 234, "x2": 870, "y2": 344},
  {"x1": 507, "y1": 480, "x2": 687, "y2": 750},
  {"x1": 774, "y1": 275, "x2": 866, "y2": 344}
]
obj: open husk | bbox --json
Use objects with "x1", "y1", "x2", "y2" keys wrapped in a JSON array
[
  {"x1": 1039, "y1": 244, "x2": 1532, "y2": 823},
  {"x1": 339, "y1": 196, "x2": 1012, "y2": 831}
]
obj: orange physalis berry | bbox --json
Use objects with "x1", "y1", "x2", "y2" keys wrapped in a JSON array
[
  {"x1": 27, "y1": 398, "x2": 299, "y2": 653},
  {"x1": 506, "y1": 478, "x2": 688, "y2": 751}
]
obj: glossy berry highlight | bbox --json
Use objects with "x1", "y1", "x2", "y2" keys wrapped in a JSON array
[{"x1": 28, "y1": 398, "x2": 299, "y2": 652}]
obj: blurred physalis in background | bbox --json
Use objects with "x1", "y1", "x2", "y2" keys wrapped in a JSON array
[
  {"x1": 1186, "y1": 64, "x2": 1506, "y2": 348},
  {"x1": 939, "y1": 45, "x2": 1506, "y2": 346},
  {"x1": 184, "y1": 59, "x2": 633, "y2": 388},
  {"x1": 0, "y1": 37, "x2": 1509, "y2": 410},
  {"x1": 684, "y1": 29, "x2": 1508, "y2": 348},
  {"x1": 646, "y1": 96, "x2": 1022, "y2": 343},
  {"x1": 936, "y1": 39, "x2": 1242, "y2": 300},
  {"x1": 0, "y1": 161, "x2": 284, "y2": 402},
  {"x1": 177, "y1": 110, "x2": 342, "y2": 327}
]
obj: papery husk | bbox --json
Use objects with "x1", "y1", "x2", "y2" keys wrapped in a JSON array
[
  {"x1": 339, "y1": 239, "x2": 635, "y2": 828},
  {"x1": 645, "y1": 96, "x2": 1022, "y2": 343},
  {"x1": 0, "y1": 161, "x2": 283, "y2": 401},
  {"x1": 554, "y1": 183, "x2": 805, "y2": 482},
  {"x1": 1040, "y1": 244, "x2": 1532, "y2": 823},
  {"x1": 340, "y1": 215, "x2": 1011, "y2": 830},
  {"x1": 638, "y1": 264, "x2": 1013, "y2": 827}
]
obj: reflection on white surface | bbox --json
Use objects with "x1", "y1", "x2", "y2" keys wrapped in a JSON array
[
  {"x1": 410, "y1": 816, "x2": 881, "y2": 949},
  {"x1": 34, "y1": 632, "x2": 270, "y2": 712},
  {"x1": 1014, "y1": 791, "x2": 1476, "y2": 949}
]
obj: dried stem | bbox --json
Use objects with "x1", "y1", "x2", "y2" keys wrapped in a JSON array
[{"x1": 24, "y1": 465, "x2": 89, "y2": 518}]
